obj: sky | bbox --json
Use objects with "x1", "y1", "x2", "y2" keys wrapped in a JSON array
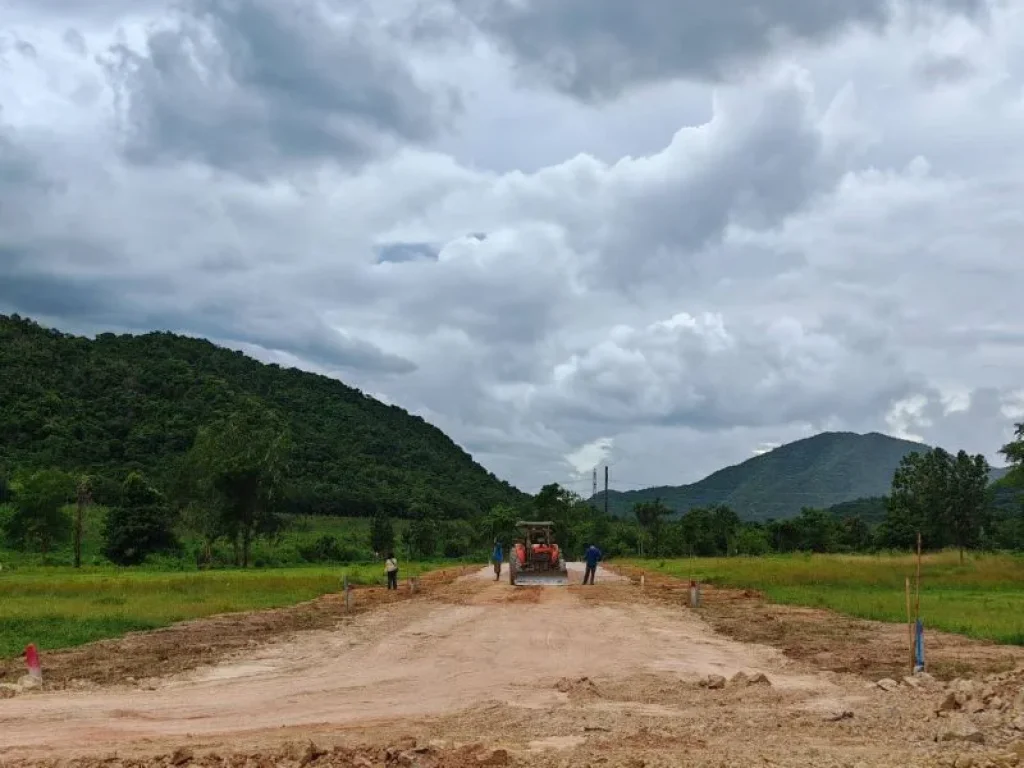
[{"x1": 2, "y1": 0, "x2": 1023, "y2": 495}]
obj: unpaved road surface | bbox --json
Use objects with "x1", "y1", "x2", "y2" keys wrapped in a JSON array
[{"x1": 2, "y1": 565, "x2": 1023, "y2": 767}]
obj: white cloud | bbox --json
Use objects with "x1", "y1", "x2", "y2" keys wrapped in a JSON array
[{"x1": 1, "y1": 0, "x2": 1023, "y2": 492}]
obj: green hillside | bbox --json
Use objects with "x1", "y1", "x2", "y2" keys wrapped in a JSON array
[
  {"x1": 0, "y1": 314, "x2": 526, "y2": 517},
  {"x1": 594, "y1": 432, "x2": 931, "y2": 521}
]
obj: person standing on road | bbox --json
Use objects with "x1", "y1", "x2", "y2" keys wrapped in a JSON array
[
  {"x1": 492, "y1": 539, "x2": 503, "y2": 580},
  {"x1": 582, "y1": 543, "x2": 602, "y2": 585},
  {"x1": 385, "y1": 551, "x2": 398, "y2": 590}
]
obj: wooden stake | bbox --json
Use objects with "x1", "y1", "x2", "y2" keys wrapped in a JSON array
[{"x1": 905, "y1": 576, "x2": 913, "y2": 673}]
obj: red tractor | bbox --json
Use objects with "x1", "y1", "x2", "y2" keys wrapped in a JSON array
[{"x1": 509, "y1": 521, "x2": 568, "y2": 586}]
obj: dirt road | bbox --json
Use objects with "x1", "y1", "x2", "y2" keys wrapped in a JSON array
[{"x1": 2, "y1": 566, "x2": 1022, "y2": 767}]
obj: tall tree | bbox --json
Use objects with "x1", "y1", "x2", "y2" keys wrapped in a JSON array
[
  {"x1": 1000, "y1": 423, "x2": 1024, "y2": 481},
  {"x1": 483, "y1": 502, "x2": 520, "y2": 547},
  {"x1": 947, "y1": 450, "x2": 991, "y2": 562},
  {"x1": 103, "y1": 472, "x2": 179, "y2": 566},
  {"x1": 369, "y1": 511, "x2": 395, "y2": 556},
  {"x1": 633, "y1": 498, "x2": 671, "y2": 557},
  {"x1": 881, "y1": 450, "x2": 949, "y2": 549},
  {"x1": 881, "y1": 447, "x2": 990, "y2": 558},
  {"x1": 403, "y1": 504, "x2": 439, "y2": 559},
  {"x1": 74, "y1": 475, "x2": 92, "y2": 568},
  {"x1": 185, "y1": 398, "x2": 291, "y2": 568},
  {"x1": 3, "y1": 469, "x2": 75, "y2": 557},
  {"x1": 534, "y1": 483, "x2": 589, "y2": 555}
]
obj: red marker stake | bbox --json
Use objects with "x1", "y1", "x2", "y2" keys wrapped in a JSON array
[{"x1": 24, "y1": 644, "x2": 42, "y2": 681}]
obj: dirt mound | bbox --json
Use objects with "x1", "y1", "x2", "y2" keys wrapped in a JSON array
[
  {"x1": 609, "y1": 565, "x2": 1024, "y2": 682},
  {"x1": 555, "y1": 676, "x2": 602, "y2": 701},
  {"x1": 2, "y1": 740, "x2": 514, "y2": 768}
]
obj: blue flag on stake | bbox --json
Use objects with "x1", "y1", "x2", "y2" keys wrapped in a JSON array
[{"x1": 914, "y1": 619, "x2": 925, "y2": 671}]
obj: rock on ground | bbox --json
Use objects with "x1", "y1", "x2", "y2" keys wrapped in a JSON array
[
  {"x1": 700, "y1": 675, "x2": 726, "y2": 690},
  {"x1": 938, "y1": 718, "x2": 986, "y2": 745}
]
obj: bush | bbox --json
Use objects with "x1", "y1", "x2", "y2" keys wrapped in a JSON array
[{"x1": 298, "y1": 534, "x2": 362, "y2": 564}]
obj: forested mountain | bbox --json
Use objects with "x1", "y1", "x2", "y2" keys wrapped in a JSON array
[
  {"x1": 594, "y1": 432, "x2": 937, "y2": 520},
  {"x1": 0, "y1": 315, "x2": 526, "y2": 517}
]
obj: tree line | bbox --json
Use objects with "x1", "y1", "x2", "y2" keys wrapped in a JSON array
[
  {"x1": 624, "y1": 427, "x2": 1024, "y2": 558},
  {"x1": 3, "y1": 372, "x2": 1022, "y2": 566}
]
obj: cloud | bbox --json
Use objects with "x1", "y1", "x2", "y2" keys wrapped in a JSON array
[
  {"x1": 102, "y1": 0, "x2": 460, "y2": 176},
  {"x1": 1, "y1": 0, "x2": 1023, "y2": 494},
  {"x1": 455, "y1": 0, "x2": 986, "y2": 99},
  {"x1": 914, "y1": 52, "x2": 977, "y2": 85},
  {"x1": 374, "y1": 241, "x2": 440, "y2": 263},
  {"x1": 540, "y1": 311, "x2": 918, "y2": 432}
]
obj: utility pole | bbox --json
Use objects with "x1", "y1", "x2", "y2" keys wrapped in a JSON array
[
  {"x1": 592, "y1": 468, "x2": 597, "y2": 504},
  {"x1": 604, "y1": 465, "x2": 609, "y2": 518}
]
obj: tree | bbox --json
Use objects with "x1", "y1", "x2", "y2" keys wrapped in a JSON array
[
  {"x1": 792, "y1": 507, "x2": 840, "y2": 553},
  {"x1": 1000, "y1": 423, "x2": 1024, "y2": 474},
  {"x1": 633, "y1": 498, "x2": 671, "y2": 557},
  {"x1": 947, "y1": 450, "x2": 991, "y2": 562},
  {"x1": 734, "y1": 524, "x2": 771, "y2": 555},
  {"x1": 404, "y1": 505, "x2": 439, "y2": 559},
  {"x1": 3, "y1": 469, "x2": 75, "y2": 556},
  {"x1": 103, "y1": 472, "x2": 179, "y2": 566},
  {"x1": 369, "y1": 511, "x2": 395, "y2": 556},
  {"x1": 839, "y1": 516, "x2": 873, "y2": 552},
  {"x1": 880, "y1": 448, "x2": 991, "y2": 559},
  {"x1": 74, "y1": 475, "x2": 92, "y2": 568},
  {"x1": 709, "y1": 505, "x2": 741, "y2": 555},
  {"x1": 483, "y1": 503, "x2": 520, "y2": 547},
  {"x1": 880, "y1": 450, "x2": 949, "y2": 550},
  {"x1": 185, "y1": 397, "x2": 291, "y2": 568}
]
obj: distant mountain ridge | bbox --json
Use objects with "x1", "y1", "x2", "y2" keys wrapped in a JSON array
[{"x1": 593, "y1": 431, "x2": 1005, "y2": 521}]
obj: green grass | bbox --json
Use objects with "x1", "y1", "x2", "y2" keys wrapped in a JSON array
[
  {"x1": 633, "y1": 551, "x2": 1024, "y2": 645},
  {"x1": 0, "y1": 561, "x2": 449, "y2": 659}
]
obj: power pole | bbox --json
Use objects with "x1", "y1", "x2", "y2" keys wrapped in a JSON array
[
  {"x1": 604, "y1": 465, "x2": 609, "y2": 518},
  {"x1": 592, "y1": 468, "x2": 597, "y2": 504}
]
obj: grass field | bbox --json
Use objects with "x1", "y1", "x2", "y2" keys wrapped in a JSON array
[
  {"x1": 635, "y1": 551, "x2": 1024, "y2": 645},
  {"x1": 0, "y1": 561, "x2": 445, "y2": 659}
]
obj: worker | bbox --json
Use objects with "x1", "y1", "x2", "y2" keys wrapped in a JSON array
[
  {"x1": 582, "y1": 543, "x2": 602, "y2": 585},
  {"x1": 385, "y1": 551, "x2": 398, "y2": 590},
  {"x1": 492, "y1": 539, "x2": 503, "y2": 580}
]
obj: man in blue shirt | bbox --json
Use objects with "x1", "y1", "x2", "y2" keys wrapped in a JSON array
[
  {"x1": 583, "y1": 543, "x2": 602, "y2": 585},
  {"x1": 492, "y1": 539, "x2": 503, "y2": 581}
]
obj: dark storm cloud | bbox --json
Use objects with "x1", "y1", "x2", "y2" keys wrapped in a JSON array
[
  {"x1": 3, "y1": 0, "x2": 166, "y2": 15},
  {"x1": 103, "y1": 0, "x2": 458, "y2": 176},
  {"x1": 62, "y1": 29, "x2": 89, "y2": 58},
  {"x1": 455, "y1": 0, "x2": 986, "y2": 99},
  {"x1": 0, "y1": 264, "x2": 416, "y2": 375},
  {"x1": 914, "y1": 53, "x2": 977, "y2": 86},
  {"x1": 375, "y1": 241, "x2": 440, "y2": 263}
]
